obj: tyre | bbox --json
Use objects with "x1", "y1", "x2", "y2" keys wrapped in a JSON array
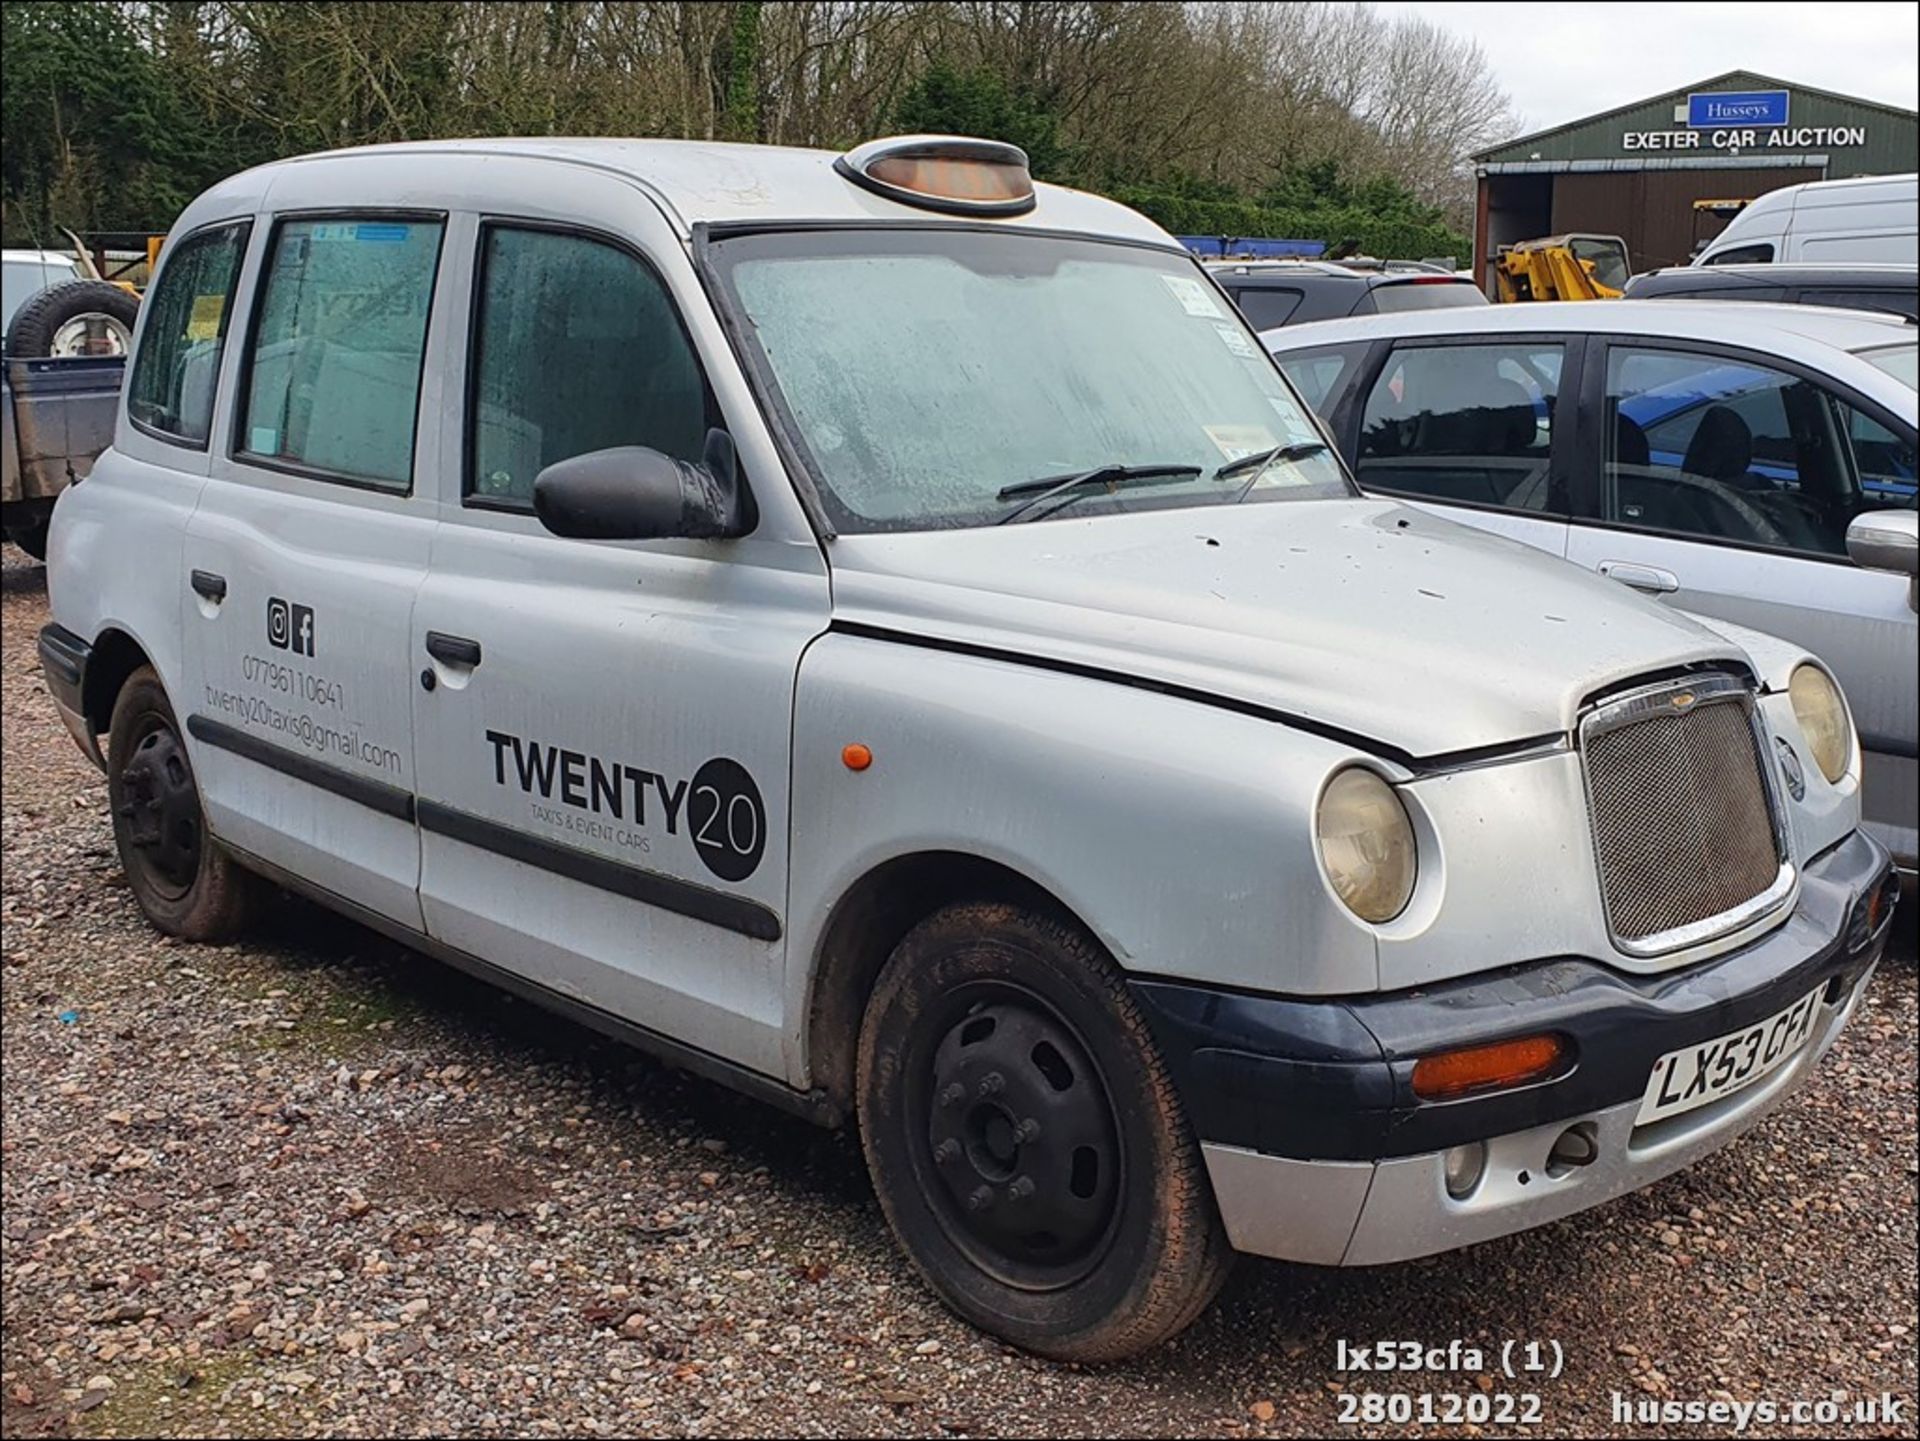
[
  {"x1": 5, "y1": 515, "x2": 51, "y2": 560},
  {"x1": 106, "y1": 666, "x2": 263, "y2": 939},
  {"x1": 857, "y1": 902, "x2": 1232, "y2": 1362},
  {"x1": 4, "y1": 279, "x2": 139, "y2": 358}
]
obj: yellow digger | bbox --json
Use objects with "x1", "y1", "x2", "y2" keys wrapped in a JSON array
[{"x1": 1494, "y1": 234, "x2": 1631, "y2": 302}]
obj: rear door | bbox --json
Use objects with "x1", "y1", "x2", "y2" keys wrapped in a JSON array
[
  {"x1": 1563, "y1": 337, "x2": 1918, "y2": 857},
  {"x1": 1339, "y1": 334, "x2": 1581, "y2": 556},
  {"x1": 181, "y1": 212, "x2": 449, "y2": 927}
]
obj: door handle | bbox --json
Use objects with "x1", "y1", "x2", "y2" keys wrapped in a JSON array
[
  {"x1": 425, "y1": 631, "x2": 482, "y2": 668},
  {"x1": 1597, "y1": 560, "x2": 1679, "y2": 595},
  {"x1": 189, "y1": 569, "x2": 227, "y2": 602}
]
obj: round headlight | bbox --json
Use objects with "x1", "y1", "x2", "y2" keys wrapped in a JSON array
[
  {"x1": 1316, "y1": 768, "x2": 1417, "y2": 923},
  {"x1": 1788, "y1": 663, "x2": 1852, "y2": 784}
]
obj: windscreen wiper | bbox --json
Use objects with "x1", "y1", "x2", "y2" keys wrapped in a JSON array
[
  {"x1": 1212, "y1": 440, "x2": 1331, "y2": 501},
  {"x1": 995, "y1": 462, "x2": 1203, "y2": 524}
]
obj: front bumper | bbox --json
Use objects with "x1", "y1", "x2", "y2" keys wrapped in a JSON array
[{"x1": 1133, "y1": 828, "x2": 1895, "y2": 1266}]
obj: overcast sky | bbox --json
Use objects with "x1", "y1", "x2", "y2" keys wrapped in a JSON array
[{"x1": 1373, "y1": 1, "x2": 1920, "y2": 137}]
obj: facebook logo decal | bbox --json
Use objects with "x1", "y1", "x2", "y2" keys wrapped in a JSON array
[{"x1": 267, "y1": 596, "x2": 316, "y2": 656}]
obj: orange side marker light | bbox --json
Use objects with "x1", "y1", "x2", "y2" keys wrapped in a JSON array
[{"x1": 842, "y1": 743, "x2": 873, "y2": 772}]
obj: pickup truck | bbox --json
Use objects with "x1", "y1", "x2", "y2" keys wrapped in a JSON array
[
  {"x1": 2, "y1": 272, "x2": 141, "y2": 558},
  {"x1": 1, "y1": 353, "x2": 124, "y2": 558}
]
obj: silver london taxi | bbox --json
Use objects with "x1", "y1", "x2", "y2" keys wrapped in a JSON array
[{"x1": 39, "y1": 136, "x2": 1899, "y2": 1362}]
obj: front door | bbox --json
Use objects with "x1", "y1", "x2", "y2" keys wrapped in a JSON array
[
  {"x1": 181, "y1": 213, "x2": 449, "y2": 927},
  {"x1": 408, "y1": 217, "x2": 829, "y2": 1077},
  {"x1": 1565, "y1": 339, "x2": 1919, "y2": 860},
  {"x1": 1346, "y1": 336, "x2": 1579, "y2": 559}
]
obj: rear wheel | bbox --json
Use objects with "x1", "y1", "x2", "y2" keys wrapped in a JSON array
[
  {"x1": 856, "y1": 902, "x2": 1232, "y2": 1362},
  {"x1": 106, "y1": 666, "x2": 262, "y2": 939}
]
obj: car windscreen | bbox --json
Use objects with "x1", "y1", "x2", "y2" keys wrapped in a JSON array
[
  {"x1": 1858, "y1": 342, "x2": 1918, "y2": 389},
  {"x1": 705, "y1": 228, "x2": 1350, "y2": 533},
  {"x1": 1369, "y1": 280, "x2": 1488, "y2": 313}
]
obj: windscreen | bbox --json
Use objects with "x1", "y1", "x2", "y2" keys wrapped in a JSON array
[
  {"x1": 1859, "y1": 342, "x2": 1918, "y2": 389},
  {"x1": 709, "y1": 229, "x2": 1349, "y2": 532}
]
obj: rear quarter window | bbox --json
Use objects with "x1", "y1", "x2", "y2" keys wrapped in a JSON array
[{"x1": 1228, "y1": 287, "x2": 1304, "y2": 331}]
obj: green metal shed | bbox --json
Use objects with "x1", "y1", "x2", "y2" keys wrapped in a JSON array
[{"x1": 1471, "y1": 70, "x2": 1918, "y2": 282}]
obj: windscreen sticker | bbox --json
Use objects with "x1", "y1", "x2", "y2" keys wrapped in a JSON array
[
  {"x1": 1202, "y1": 424, "x2": 1278, "y2": 462},
  {"x1": 1267, "y1": 396, "x2": 1323, "y2": 444},
  {"x1": 249, "y1": 426, "x2": 279, "y2": 454},
  {"x1": 1213, "y1": 323, "x2": 1258, "y2": 359},
  {"x1": 1160, "y1": 273, "x2": 1227, "y2": 318}
]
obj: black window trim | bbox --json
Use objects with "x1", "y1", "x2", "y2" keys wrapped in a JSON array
[
  {"x1": 1573, "y1": 332, "x2": 1920, "y2": 569},
  {"x1": 228, "y1": 207, "x2": 449, "y2": 497},
  {"x1": 1343, "y1": 331, "x2": 1587, "y2": 522},
  {"x1": 125, "y1": 218, "x2": 255, "y2": 453},
  {"x1": 460, "y1": 215, "x2": 725, "y2": 517}
]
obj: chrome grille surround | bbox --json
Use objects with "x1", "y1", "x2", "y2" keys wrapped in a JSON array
[{"x1": 1580, "y1": 673, "x2": 1795, "y2": 959}]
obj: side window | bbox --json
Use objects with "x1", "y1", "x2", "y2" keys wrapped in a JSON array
[
  {"x1": 1844, "y1": 406, "x2": 1918, "y2": 514},
  {"x1": 1703, "y1": 242, "x2": 1774, "y2": 265},
  {"x1": 1276, "y1": 343, "x2": 1367, "y2": 415},
  {"x1": 238, "y1": 217, "x2": 444, "y2": 490},
  {"x1": 1226, "y1": 287, "x2": 1303, "y2": 333},
  {"x1": 468, "y1": 226, "x2": 711, "y2": 508},
  {"x1": 1356, "y1": 342, "x2": 1564, "y2": 511},
  {"x1": 126, "y1": 223, "x2": 249, "y2": 445},
  {"x1": 1604, "y1": 346, "x2": 1882, "y2": 556}
]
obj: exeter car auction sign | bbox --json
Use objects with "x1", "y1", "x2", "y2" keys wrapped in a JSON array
[{"x1": 1623, "y1": 87, "x2": 1871, "y2": 152}]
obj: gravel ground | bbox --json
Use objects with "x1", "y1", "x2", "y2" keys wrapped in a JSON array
[{"x1": 3, "y1": 541, "x2": 1915, "y2": 1439}]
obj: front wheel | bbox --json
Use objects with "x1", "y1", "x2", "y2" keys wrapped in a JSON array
[
  {"x1": 106, "y1": 666, "x2": 263, "y2": 939},
  {"x1": 857, "y1": 902, "x2": 1232, "y2": 1362}
]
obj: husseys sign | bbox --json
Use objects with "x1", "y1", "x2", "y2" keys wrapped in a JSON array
[{"x1": 1624, "y1": 90, "x2": 1871, "y2": 152}]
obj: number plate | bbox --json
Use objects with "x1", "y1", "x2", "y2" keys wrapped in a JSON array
[{"x1": 1637, "y1": 987, "x2": 1823, "y2": 1125}]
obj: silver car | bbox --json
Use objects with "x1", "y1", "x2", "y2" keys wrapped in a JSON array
[
  {"x1": 35, "y1": 139, "x2": 1902, "y2": 1362},
  {"x1": 1264, "y1": 300, "x2": 1919, "y2": 874}
]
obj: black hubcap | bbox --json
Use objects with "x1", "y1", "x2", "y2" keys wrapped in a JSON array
[
  {"x1": 923, "y1": 995, "x2": 1121, "y2": 1288},
  {"x1": 117, "y1": 722, "x2": 201, "y2": 894}
]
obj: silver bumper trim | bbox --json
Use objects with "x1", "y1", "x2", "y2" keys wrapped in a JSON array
[{"x1": 1203, "y1": 959, "x2": 1873, "y2": 1267}]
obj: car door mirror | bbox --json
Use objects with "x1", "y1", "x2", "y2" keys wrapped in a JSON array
[
  {"x1": 1846, "y1": 509, "x2": 1919, "y2": 576},
  {"x1": 533, "y1": 429, "x2": 754, "y2": 541}
]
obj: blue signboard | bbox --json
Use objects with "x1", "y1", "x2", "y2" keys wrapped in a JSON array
[{"x1": 1687, "y1": 91, "x2": 1790, "y2": 127}]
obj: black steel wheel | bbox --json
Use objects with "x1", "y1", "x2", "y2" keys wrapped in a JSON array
[
  {"x1": 857, "y1": 902, "x2": 1232, "y2": 1362},
  {"x1": 106, "y1": 665, "x2": 263, "y2": 939},
  {"x1": 918, "y1": 986, "x2": 1122, "y2": 1289}
]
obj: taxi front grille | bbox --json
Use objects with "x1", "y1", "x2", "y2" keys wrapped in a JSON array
[{"x1": 1582, "y1": 675, "x2": 1789, "y2": 955}]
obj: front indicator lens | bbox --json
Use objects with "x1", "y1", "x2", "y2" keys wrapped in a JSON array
[
  {"x1": 1412, "y1": 1034, "x2": 1568, "y2": 1101},
  {"x1": 1316, "y1": 768, "x2": 1417, "y2": 923},
  {"x1": 1788, "y1": 663, "x2": 1852, "y2": 784}
]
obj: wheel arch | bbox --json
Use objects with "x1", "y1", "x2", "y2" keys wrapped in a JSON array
[
  {"x1": 804, "y1": 849, "x2": 1094, "y2": 1115},
  {"x1": 82, "y1": 626, "x2": 153, "y2": 734}
]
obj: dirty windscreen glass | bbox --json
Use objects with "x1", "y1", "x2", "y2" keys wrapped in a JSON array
[{"x1": 711, "y1": 229, "x2": 1350, "y2": 531}]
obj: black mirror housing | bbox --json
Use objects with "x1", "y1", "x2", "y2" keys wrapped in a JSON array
[{"x1": 533, "y1": 430, "x2": 755, "y2": 541}]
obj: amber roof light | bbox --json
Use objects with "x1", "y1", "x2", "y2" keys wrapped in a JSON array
[{"x1": 835, "y1": 136, "x2": 1036, "y2": 217}]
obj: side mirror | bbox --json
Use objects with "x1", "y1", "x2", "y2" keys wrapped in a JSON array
[
  {"x1": 1846, "y1": 509, "x2": 1919, "y2": 576},
  {"x1": 533, "y1": 429, "x2": 754, "y2": 541}
]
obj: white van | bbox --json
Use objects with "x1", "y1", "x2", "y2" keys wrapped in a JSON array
[
  {"x1": 1697, "y1": 172, "x2": 1918, "y2": 265},
  {"x1": 38, "y1": 135, "x2": 1899, "y2": 1361}
]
